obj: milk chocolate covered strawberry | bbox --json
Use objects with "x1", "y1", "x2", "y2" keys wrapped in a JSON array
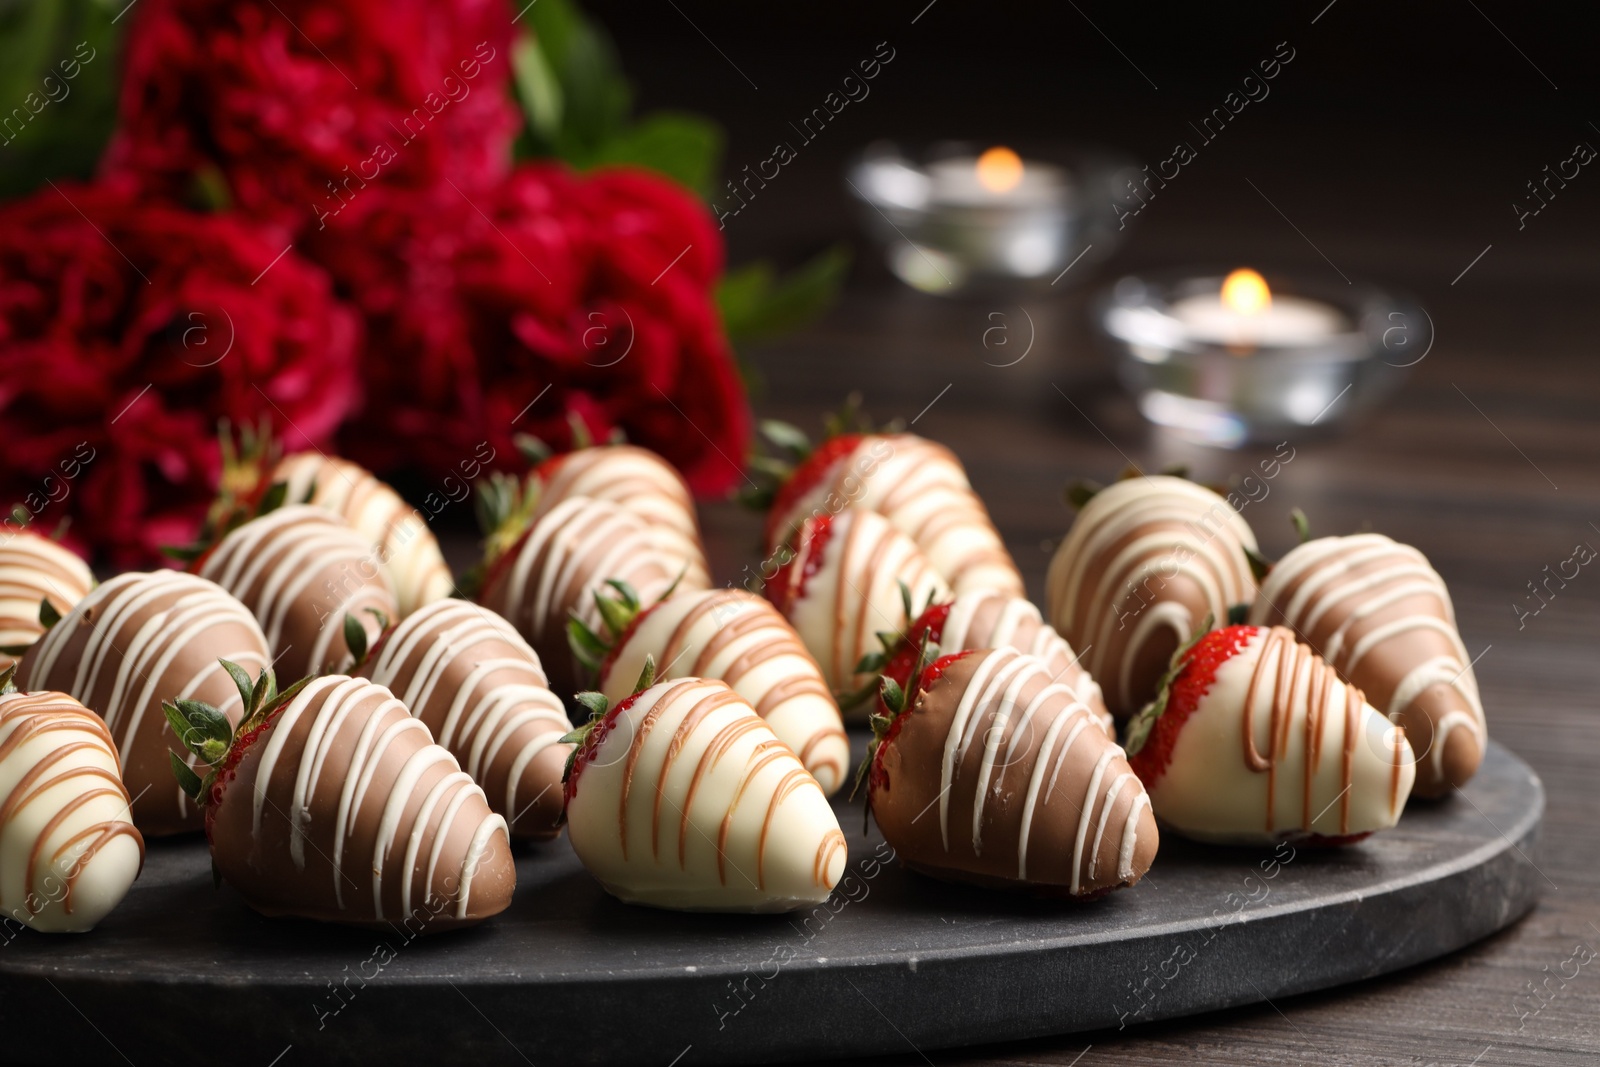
[
  {"x1": 476, "y1": 494, "x2": 706, "y2": 697},
  {"x1": 872, "y1": 590, "x2": 1113, "y2": 739},
  {"x1": 1047, "y1": 475, "x2": 1258, "y2": 719},
  {"x1": 1250, "y1": 533, "x2": 1485, "y2": 797},
  {"x1": 199, "y1": 505, "x2": 398, "y2": 680},
  {"x1": 272, "y1": 452, "x2": 455, "y2": 617},
  {"x1": 0, "y1": 672, "x2": 144, "y2": 933},
  {"x1": 523, "y1": 439, "x2": 710, "y2": 590},
  {"x1": 168, "y1": 668, "x2": 514, "y2": 930},
  {"x1": 765, "y1": 509, "x2": 949, "y2": 695},
  {"x1": 575, "y1": 585, "x2": 850, "y2": 795},
  {"x1": 1124, "y1": 625, "x2": 1415, "y2": 845},
  {"x1": 17, "y1": 571, "x2": 272, "y2": 835},
  {"x1": 863, "y1": 642, "x2": 1156, "y2": 896},
  {"x1": 562, "y1": 663, "x2": 846, "y2": 912},
  {"x1": 0, "y1": 529, "x2": 95, "y2": 668},
  {"x1": 752, "y1": 421, "x2": 1023, "y2": 597},
  {"x1": 201, "y1": 428, "x2": 455, "y2": 619},
  {"x1": 360, "y1": 599, "x2": 572, "y2": 839}
]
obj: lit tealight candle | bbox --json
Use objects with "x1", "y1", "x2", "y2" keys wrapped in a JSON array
[
  {"x1": 925, "y1": 146, "x2": 1065, "y2": 207},
  {"x1": 1168, "y1": 268, "x2": 1347, "y2": 348}
]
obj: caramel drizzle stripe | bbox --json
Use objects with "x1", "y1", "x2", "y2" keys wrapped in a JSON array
[
  {"x1": 677, "y1": 717, "x2": 765, "y2": 868},
  {"x1": 650, "y1": 688, "x2": 745, "y2": 860},
  {"x1": 19, "y1": 776, "x2": 136, "y2": 910},
  {"x1": 755, "y1": 769, "x2": 811, "y2": 891},
  {"x1": 797, "y1": 727, "x2": 849, "y2": 782},
  {"x1": 617, "y1": 678, "x2": 697, "y2": 860},
  {"x1": 1241, "y1": 628, "x2": 1368, "y2": 834},
  {"x1": 813, "y1": 829, "x2": 846, "y2": 888},
  {"x1": 32, "y1": 802, "x2": 142, "y2": 915},
  {"x1": 715, "y1": 743, "x2": 786, "y2": 886}
]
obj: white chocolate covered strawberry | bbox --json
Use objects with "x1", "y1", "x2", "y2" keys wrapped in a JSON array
[
  {"x1": 0, "y1": 674, "x2": 144, "y2": 933},
  {"x1": 1125, "y1": 625, "x2": 1415, "y2": 845},
  {"x1": 758, "y1": 426, "x2": 1022, "y2": 597},
  {"x1": 1251, "y1": 533, "x2": 1485, "y2": 797},
  {"x1": 766, "y1": 510, "x2": 950, "y2": 695},
  {"x1": 0, "y1": 530, "x2": 95, "y2": 668},
  {"x1": 1047, "y1": 475, "x2": 1259, "y2": 719},
  {"x1": 562, "y1": 665, "x2": 846, "y2": 912},
  {"x1": 575, "y1": 586, "x2": 850, "y2": 795}
]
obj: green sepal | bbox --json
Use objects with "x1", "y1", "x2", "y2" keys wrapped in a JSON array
[
  {"x1": 593, "y1": 587, "x2": 637, "y2": 638},
  {"x1": 567, "y1": 411, "x2": 593, "y2": 451},
  {"x1": 514, "y1": 433, "x2": 553, "y2": 465},
  {"x1": 256, "y1": 481, "x2": 289, "y2": 516},
  {"x1": 561, "y1": 656, "x2": 656, "y2": 783},
  {"x1": 567, "y1": 615, "x2": 609, "y2": 674},
  {"x1": 0, "y1": 662, "x2": 17, "y2": 694},
  {"x1": 758, "y1": 420, "x2": 813, "y2": 460},
  {"x1": 1064, "y1": 479, "x2": 1102, "y2": 510},
  {"x1": 1243, "y1": 545, "x2": 1273, "y2": 584},
  {"x1": 1123, "y1": 613, "x2": 1214, "y2": 758},
  {"x1": 220, "y1": 660, "x2": 256, "y2": 712},
  {"x1": 343, "y1": 614, "x2": 369, "y2": 667},
  {"x1": 878, "y1": 677, "x2": 905, "y2": 715},
  {"x1": 1289, "y1": 508, "x2": 1311, "y2": 544},
  {"x1": 38, "y1": 598, "x2": 61, "y2": 630},
  {"x1": 162, "y1": 698, "x2": 233, "y2": 763},
  {"x1": 170, "y1": 751, "x2": 204, "y2": 801},
  {"x1": 855, "y1": 650, "x2": 887, "y2": 675},
  {"x1": 1226, "y1": 603, "x2": 1249, "y2": 626}
]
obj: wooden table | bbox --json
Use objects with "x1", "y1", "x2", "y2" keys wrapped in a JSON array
[{"x1": 697, "y1": 188, "x2": 1600, "y2": 1065}]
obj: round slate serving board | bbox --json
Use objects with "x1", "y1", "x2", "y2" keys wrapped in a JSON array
[{"x1": 1, "y1": 740, "x2": 1542, "y2": 1067}]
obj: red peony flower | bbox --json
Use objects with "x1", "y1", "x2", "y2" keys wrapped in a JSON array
[
  {"x1": 0, "y1": 181, "x2": 360, "y2": 568},
  {"x1": 102, "y1": 0, "x2": 517, "y2": 239},
  {"x1": 308, "y1": 162, "x2": 751, "y2": 496}
]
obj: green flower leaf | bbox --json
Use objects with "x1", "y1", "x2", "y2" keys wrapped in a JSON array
[{"x1": 716, "y1": 246, "x2": 851, "y2": 345}]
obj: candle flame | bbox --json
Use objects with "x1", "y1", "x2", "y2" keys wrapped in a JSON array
[
  {"x1": 975, "y1": 147, "x2": 1024, "y2": 194},
  {"x1": 1221, "y1": 268, "x2": 1271, "y2": 315}
]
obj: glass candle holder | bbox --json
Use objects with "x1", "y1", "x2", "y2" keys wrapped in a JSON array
[
  {"x1": 1096, "y1": 268, "x2": 1427, "y2": 447},
  {"x1": 846, "y1": 140, "x2": 1137, "y2": 295}
]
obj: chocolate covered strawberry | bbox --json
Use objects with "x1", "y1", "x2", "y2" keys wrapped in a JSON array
[
  {"x1": 1047, "y1": 475, "x2": 1259, "y2": 720},
  {"x1": 198, "y1": 425, "x2": 454, "y2": 618},
  {"x1": 0, "y1": 528, "x2": 95, "y2": 668},
  {"x1": 167, "y1": 665, "x2": 514, "y2": 930},
  {"x1": 474, "y1": 491, "x2": 706, "y2": 698},
  {"x1": 519, "y1": 436, "x2": 710, "y2": 591},
  {"x1": 749, "y1": 410, "x2": 1023, "y2": 597},
  {"x1": 861, "y1": 640, "x2": 1156, "y2": 896},
  {"x1": 867, "y1": 589, "x2": 1113, "y2": 738},
  {"x1": 572, "y1": 584, "x2": 849, "y2": 795},
  {"x1": 561, "y1": 659, "x2": 846, "y2": 913},
  {"x1": 1251, "y1": 532, "x2": 1485, "y2": 797},
  {"x1": 0, "y1": 667, "x2": 145, "y2": 933},
  {"x1": 1124, "y1": 624, "x2": 1416, "y2": 845},
  {"x1": 359, "y1": 599, "x2": 573, "y2": 840},
  {"x1": 765, "y1": 509, "x2": 949, "y2": 696}
]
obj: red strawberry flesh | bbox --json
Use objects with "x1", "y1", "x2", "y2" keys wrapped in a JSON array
[
  {"x1": 870, "y1": 648, "x2": 977, "y2": 794},
  {"x1": 1127, "y1": 624, "x2": 1257, "y2": 789},
  {"x1": 765, "y1": 513, "x2": 834, "y2": 617},
  {"x1": 564, "y1": 689, "x2": 648, "y2": 805},
  {"x1": 762, "y1": 433, "x2": 862, "y2": 550}
]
